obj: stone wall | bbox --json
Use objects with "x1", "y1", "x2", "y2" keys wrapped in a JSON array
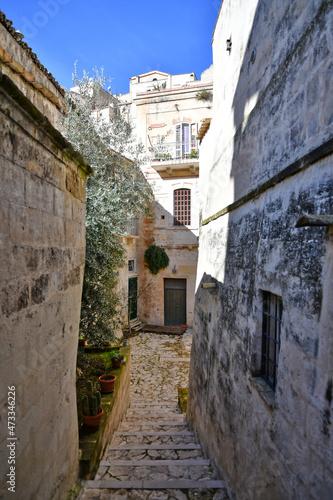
[
  {"x1": 188, "y1": 1, "x2": 333, "y2": 499},
  {"x1": 0, "y1": 18, "x2": 90, "y2": 500}
]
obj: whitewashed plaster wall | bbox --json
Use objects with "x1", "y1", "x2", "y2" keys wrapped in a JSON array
[{"x1": 188, "y1": 1, "x2": 333, "y2": 499}]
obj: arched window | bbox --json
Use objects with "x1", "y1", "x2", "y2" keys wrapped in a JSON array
[{"x1": 174, "y1": 188, "x2": 191, "y2": 226}]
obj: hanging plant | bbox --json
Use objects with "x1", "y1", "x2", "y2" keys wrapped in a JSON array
[{"x1": 144, "y1": 244, "x2": 169, "y2": 275}]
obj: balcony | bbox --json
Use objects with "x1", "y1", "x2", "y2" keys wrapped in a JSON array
[{"x1": 149, "y1": 141, "x2": 199, "y2": 179}]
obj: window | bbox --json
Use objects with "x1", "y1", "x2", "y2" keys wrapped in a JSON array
[
  {"x1": 175, "y1": 123, "x2": 198, "y2": 158},
  {"x1": 128, "y1": 259, "x2": 136, "y2": 273},
  {"x1": 126, "y1": 218, "x2": 139, "y2": 236},
  {"x1": 174, "y1": 188, "x2": 191, "y2": 226},
  {"x1": 261, "y1": 292, "x2": 283, "y2": 390}
]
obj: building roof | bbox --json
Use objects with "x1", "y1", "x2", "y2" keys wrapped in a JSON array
[{"x1": 0, "y1": 11, "x2": 64, "y2": 95}]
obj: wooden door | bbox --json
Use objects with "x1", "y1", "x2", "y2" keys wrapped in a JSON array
[
  {"x1": 128, "y1": 277, "x2": 138, "y2": 321},
  {"x1": 164, "y1": 279, "x2": 186, "y2": 326}
]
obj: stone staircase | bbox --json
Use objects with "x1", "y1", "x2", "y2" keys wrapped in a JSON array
[{"x1": 81, "y1": 399, "x2": 231, "y2": 499}]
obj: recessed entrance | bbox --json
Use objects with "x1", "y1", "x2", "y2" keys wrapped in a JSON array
[
  {"x1": 164, "y1": 278, "x2": 186, "y2": 326},
  {"x1": 128, "y1": 277, "x2": 138, "y2": 321}
]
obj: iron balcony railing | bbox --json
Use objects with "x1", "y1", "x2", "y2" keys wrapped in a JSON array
[{"x1": 150, "y1": 141, "x2": 199, "y2": 162}]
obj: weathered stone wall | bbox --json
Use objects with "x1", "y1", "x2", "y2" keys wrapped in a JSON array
[
  {"x1": 188, "y1": 1, "x2": 333, "y2": 499},
  {"x1": 0, "y1": 19, "x2": 90, "y2": 500}
]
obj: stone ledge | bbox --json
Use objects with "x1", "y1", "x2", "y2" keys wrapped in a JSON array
[
  {"x1": 250, "y1": 377, "x2": 275, "y2": 408},
  {"x1": 84, "y1": 479, "x2": 228, "y2": 489},
  {"x1": 79, "y1": 346, "x2": 131, "y2": 479}
]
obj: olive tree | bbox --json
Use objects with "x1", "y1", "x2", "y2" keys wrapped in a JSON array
[{"x1": 62, "y1": 67, "x2": 153, "y2": 345}]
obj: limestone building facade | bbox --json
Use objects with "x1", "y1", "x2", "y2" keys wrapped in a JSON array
[
  {"x1": 0, "y1": 13, "x2": 90, "y2": 499},
  {"x1": 118, "y1": 70, "x2": 213, "y2": 328},
  {"x1": 188, "y1": 1, "x2": 333, "y2": 499}
]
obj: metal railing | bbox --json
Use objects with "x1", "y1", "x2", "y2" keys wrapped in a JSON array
[{"x1": 150, "y1": 141, "x2": 199, "y2": 162}]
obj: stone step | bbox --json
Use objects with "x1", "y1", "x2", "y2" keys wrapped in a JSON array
[
  {"x1": 105, "y1": 448, "x2": 204, "y2": 461},
  {"x1": 130, "y1": 402, "x2": 178, "y2": 407},
  {"x1": 127, "y1": 412, "x2": 182, "y2": 418},
  {"x1": 108, "y1": 444, "x2": 201, "y2": 450},
  {"x1": 130, "y1": 399, "x2": 178, "y2": 404},
  {"x1": 97, "y1": 464, "x2": 217, "y2": 481},
  {"x1": 80, "y1": 487, "x2": 231, "y2": 500},
  {"x1": 126, "y1": 405, "x2": 180, "y2": 417},
  {"x1": 116, "y1": 431, "x2": 194, "y2": 436},
  {"x1": 121, "y1": 420, "x2": 187, "y2": 427},
  {"x1": 125, "y1": 416, "x2": 186, "y2": 423},
  {"x1": 112, "y1": 435, "x2": 197, "y2": 446},
  {"x1": 101, "y1": 459, "x2": 210, "y2": 466},
  {"x1": 84, "y1": 479, "x2": 228, "y2": 490},
  {"x1": 119, "y1": 425, "x2": 190, "y2": 434}
]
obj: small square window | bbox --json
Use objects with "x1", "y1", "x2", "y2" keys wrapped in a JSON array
[{"x1": 128, "y1": 259, "x2": 136, "y2": 273}]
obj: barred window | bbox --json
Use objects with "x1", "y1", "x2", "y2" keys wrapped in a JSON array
[
  {"x1": 174, "y1": 188, "x2": 191, "y2": 226},
  {"x1": 261, "y1": 292, "x2": 283, "y2": 390}
]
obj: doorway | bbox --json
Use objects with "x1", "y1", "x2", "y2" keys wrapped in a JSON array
[
  {"x1": 164, "y1": 278, "x2": 186, "y2": 326},
  {"x1": 128, "y1": 277, "x2": 138, "y2": 321}
]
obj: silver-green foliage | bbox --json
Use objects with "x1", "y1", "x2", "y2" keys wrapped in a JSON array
[{"x1": 63, "y1": 67, "x2": 153, "y2": 345}]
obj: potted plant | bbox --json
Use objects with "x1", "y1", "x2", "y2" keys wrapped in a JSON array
[
  {"x1": 81, "y1": 381, "x2": 103, "y2": 430},
  {"x1": 99, "y1": 374, "x2": 116, "y2": 393},
  {"x1": 111, "y1": 352, "x2": 124, "y2": 369},
  {"x1": 78, "y1": 336, "x2": 87, "y2": 347}
]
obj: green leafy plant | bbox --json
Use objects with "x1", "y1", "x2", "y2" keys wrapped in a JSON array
[
  {"x1": 110, "y1": 351, "x2": 124, "y2": 361},
  {"x1": 81, "y1": 380, "x2": 102, "y2": 416},
  {"x1": 63, "y1": 65, "x2": 153, "y2": 346},
  {"x1": 144, "y1": 244, "x2": 169, "y2": 275},
  {"x1": 195, "y1": 89, "x2": 213, "y2": 102}
]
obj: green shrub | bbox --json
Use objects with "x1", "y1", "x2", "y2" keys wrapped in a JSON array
[{"x1": 144, "y1": 244, "x2": 169, "y2": 275}]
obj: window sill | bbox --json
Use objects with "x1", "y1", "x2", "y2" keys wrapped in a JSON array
[{"x1": 250, "y1": 377, "x2": 275, "y2": 409}]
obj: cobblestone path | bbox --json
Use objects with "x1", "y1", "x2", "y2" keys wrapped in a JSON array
[{"x1": 80, "y1": 332, "x2": 231, "y2": 500}]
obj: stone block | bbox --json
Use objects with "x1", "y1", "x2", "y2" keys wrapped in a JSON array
[
  {"x1": 1, "y1": 279, "x2": 30, "y2": 318},
  {"x1": 66, "y1": 167, "x2": 83, "y2": 200},
  {"x1": 43, "y1": 247, "x2": 63, "y2": 272},
  {"x1": 0, "y1": 157, "x2": 25, "y2": 205},
  {"x1": 72, "y1": 197, "x2": 86, "y2": 223},
  {"x1": 25, "y1": 171, "x2": 54, "y2": 214},
  {"x1": 42, "y1": 212, "x2": 66, "y2": 247},
  {"x1": 31, "y1": 273, "x2": 51, "y2": 306},
  {"x1": 12, "y1": 126, "x2": 44, "y2": 178},
  {"x1": 44, "y1": 156, "x2": 66, "y2": 191},
  {"x1": 0, "y1": 200, "x2": 10, "y2": 243},
  {"x1": 54, "y1": 186, "x2": 73, "y2": 220},
  {"x1": 9, "y1": 204, "x2": 44, "y2": 246}
]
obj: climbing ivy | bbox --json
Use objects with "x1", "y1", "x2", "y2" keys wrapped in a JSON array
[{"x1": 144, "y1": 244, "x2": 170, "y2": 275}]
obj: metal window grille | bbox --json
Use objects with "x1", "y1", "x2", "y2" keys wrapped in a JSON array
[
  {"x1": 261, "y1": 292, "x2": 283, "y2": 390},
  {"x1": 174, "y1": 188, "x2": 191, "y2": 226}
]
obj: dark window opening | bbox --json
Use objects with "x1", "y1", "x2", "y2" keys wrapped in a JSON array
[{"x1": 261, "y1": 291, "x2": 283, "y2": 390}]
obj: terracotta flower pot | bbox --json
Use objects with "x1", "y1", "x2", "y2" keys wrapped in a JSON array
[
  {"x1": 99, "y1": 374, "x2": 116, "y2": 393},
  {"x1": 81, "y1": 408, "x2": 103, "y2": 430},
  {"x1": 111, "y1": 358, "x2": 123, "y2": 369}
]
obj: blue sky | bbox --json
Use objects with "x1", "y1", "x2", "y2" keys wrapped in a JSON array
[{"x1": 1, "y1": 0, "x2": 219, "y2": 94}]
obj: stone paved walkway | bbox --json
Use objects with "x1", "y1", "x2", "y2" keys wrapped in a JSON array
[{"x1": 79, "y1": 332, "x2": 231, "y2": 500}]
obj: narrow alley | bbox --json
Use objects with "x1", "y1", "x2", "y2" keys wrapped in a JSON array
[{"x1": 79, "y1": 332, "x2": 231, "y2": 500}]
